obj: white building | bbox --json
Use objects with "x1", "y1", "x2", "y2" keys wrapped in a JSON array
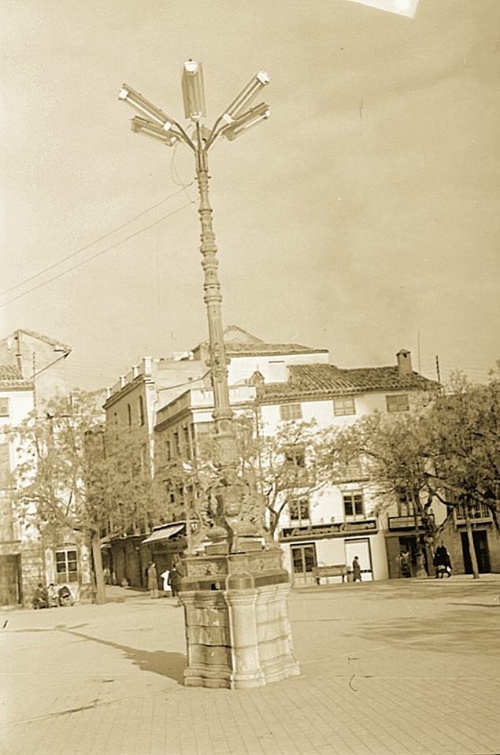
[
  {"x1": 149, "y1": 327, "x2": 436, "y2": 585},
  {"x1": 0, "y1": 330, "x2": 94, "y2": 606}
]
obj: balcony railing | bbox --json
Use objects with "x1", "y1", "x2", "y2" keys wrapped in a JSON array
[{"x1": 454, "y1": 503, "x2": 492, "y2": 523}]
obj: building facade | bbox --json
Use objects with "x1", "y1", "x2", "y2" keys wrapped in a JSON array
[
  {"x1": 145, "y1": 328, "x2": 437, "y2": 585},
  {"x1": 0, "y1": 330, "x2": 93, "y2": 606},
  {"x1": 103, "y1": 327, "x2": 500, "y2": 585}
]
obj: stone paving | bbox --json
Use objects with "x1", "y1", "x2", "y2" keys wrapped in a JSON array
[{"x1": 1, "y1": 575, "x2": 500, "y2": 755}]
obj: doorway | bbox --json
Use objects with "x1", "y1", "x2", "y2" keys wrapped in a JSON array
[
  {"x1": 0, "y1": 555, "x2": 21, "y2": 605},
  {"x1": 344, "y1": 539, "x2": 373, "y2": 581},
  {"x1": 290, "y1": 543, "x2": 317, "y2": 585},
  {"x1": 461, "y1": 530, "x2": 490, "y2": 574}
]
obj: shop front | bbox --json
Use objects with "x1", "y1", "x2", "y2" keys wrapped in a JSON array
[
  {"x1": 280, "y1": 520, "x2": 387, "y2": 585},
  {"x1": 142, "y1": 522, "x2": 187, "y2": 591}
]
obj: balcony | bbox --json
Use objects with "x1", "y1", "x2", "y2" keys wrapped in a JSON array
[
  {"x1": 387, "y1": 514, "x2": 434, "y2": 531},
  {"x1": 454, "y1": 503, "x2": 492, "y2": 524}
]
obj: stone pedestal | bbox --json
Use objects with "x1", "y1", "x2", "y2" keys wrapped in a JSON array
[{"x1": 178, "y1": 545, "x2": 300, "y2": 689}]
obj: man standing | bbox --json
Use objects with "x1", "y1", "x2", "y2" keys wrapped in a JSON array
[
  {"x1": 147, "y1": 561, "x2": 159, "y2": 599},
  {"x1": 398, "y1": 548, "x2": 412, "y2": 578},
  {"x1": 352, "y1": 556, "x2": 362, "y2": 582}
]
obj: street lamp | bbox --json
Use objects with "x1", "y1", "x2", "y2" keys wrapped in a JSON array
[
  {"x1": 119, "y1": 61, "x2": 271, "y2": 549},
  {"x1": 119, "y1": 62, "x2": 299, "y2": 690}
]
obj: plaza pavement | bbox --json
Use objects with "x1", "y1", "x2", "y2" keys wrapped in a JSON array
[{"x1": 1, "y1": 575, "x2": 500, "y2": 755}]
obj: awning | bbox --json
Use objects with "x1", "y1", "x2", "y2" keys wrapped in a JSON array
[{"x1": 142, "y1": 523, "x2": 185, "y2": 545}]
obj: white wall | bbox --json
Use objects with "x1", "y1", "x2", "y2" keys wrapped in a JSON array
[
  {"x1": 228, "y1": 351, "x2": 329, "y2": 386},
  {"x1": 0, "y1": 389, "x2": 34, "y2": 473}
]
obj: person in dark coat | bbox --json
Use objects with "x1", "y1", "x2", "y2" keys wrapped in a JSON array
[
  {"x1": 352, "y1": 556, "x2": 362, "y2": 582},
  {"x1": 433, "y1": 543, "x2": 452, "y2": 578},
  {"x1": 168, "y1": 567, "x2": 180, "y2": 597},
  {"x1": 147, "y1": 561, "x2": 159, "y2": 598},
  {"x1": 32, "y1": 583, "x2": 48, "y2": 609}
]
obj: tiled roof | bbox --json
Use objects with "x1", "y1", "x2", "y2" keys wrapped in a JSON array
[
  {"x1": 0, "y1": 364, "x2": 32, "y2": 388},
  {"x1": 257, "y1": 363, "x2": 437, "y2": 401},
  {"x1": 13, "y1": 328, "x2": 71, "y2": 353},
  {"x1": 193, "y1": 325, "x2": 327, "y2": 358},
  {"x1": 226, "y1": 342, "x2": 328, "y2": 357}
]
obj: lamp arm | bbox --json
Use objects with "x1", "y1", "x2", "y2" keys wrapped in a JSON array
[
  {"x1": 204, "y1": 114, "x2": 227, "y2": 149},
  {"x1": 171, "y1": 121, "x2": 197, "y2": 152}
]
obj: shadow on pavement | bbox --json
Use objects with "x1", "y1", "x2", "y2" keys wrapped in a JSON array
[
  {"x1": 294, "y1": 578, "x2": 500, "y2": 602},
  {"x1": 56, "y1": 626, "x2": 187, "y2": 684},
  {"x1": 357, "y1": 606, "x2": 500, "y2": 656}
]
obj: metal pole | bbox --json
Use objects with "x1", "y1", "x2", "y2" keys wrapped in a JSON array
[{"x1": 194, "y1": 130, "x2": 237, "y2": 470}]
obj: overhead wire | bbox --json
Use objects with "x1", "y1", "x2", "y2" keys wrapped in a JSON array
[
  {"x1": 1, "y1": 187, "x2": 191, "y2": 300},
  {"x1": 0, "y1": 200, "x2": 196, "y2": 308}
]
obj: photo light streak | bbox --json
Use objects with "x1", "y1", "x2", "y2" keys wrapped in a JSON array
[{"x1": 343, "y1": 0, "x2": 419, "y2": 18}]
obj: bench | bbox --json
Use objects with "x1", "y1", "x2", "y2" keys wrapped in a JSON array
[{"x1": 312, "y1": 564, "x2": 348, "y2": 584}]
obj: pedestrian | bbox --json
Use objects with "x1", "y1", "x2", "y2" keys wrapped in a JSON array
[
  {"x1": 352, "y1": 556, "x2": 362, "y2": 582},
  {"x1": 58, "y1": 584, "x2": 74, "y2": 606},
  {"x1": 168, "y1": 566, "x2": 179, "y2": 597},
  {"x1": 47, "y1": 583, "x2": 59, "y2": 608},
  {"x1": 147, "y1": 561, "x2": 159, "y2": 598},
  {"x1": 433, "y1": 542, "x2": 452, "y2": 578},
  {"x1": 161, "y1": 569, "x2": 170, "y2": 594},
  {"x1": 32, "y1": 583, "x2": 48, "y2": 610},
  {"x1": 398, "y1": 548, "x2": 412, "y2": 578}
]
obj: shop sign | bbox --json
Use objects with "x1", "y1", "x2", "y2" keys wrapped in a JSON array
[{"x1": 280, "y1": 519, "x2": 378, "y2": 542}]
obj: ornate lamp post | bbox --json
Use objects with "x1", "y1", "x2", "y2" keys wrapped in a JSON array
[{"x1": 119, "y1": 62, "x2": 299, "y2": 689}]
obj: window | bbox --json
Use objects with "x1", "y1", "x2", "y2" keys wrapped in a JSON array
[
  {"x1": 127, "y1": 403, "x2": 132, "y2": 426},
  {"x1": 183, "y1": 425, "x2": 192, "y2": 459},
  {"x1": 280, "y1": 403, "x2": 302, "y2": 421},
  {"x1": 0, "y1": 398, "x2": 9, "y2": 418},
  {"x1": 0, "y1": 443, "x2": 10, "y2": 487},
  {"x1": 397, "y1": 489, "x2": 416, "y2": 517},
  {"x1": 333, "y1": 396, "x2": 356, "y2": 417},
  {"x1": 288, "y1": 497, "x2": 310, "y2": 524},
  {"x1": 339, "y1": 459, "x2": 363, "y2": 481},
  {"x1": 456, "y1": 502, "x2": 491, "y2": 521},
  {"x1": 139, "y1": 396, "x2": 145, "y2": 426},
  {"x1": 291, "y1": 544, "x2": 317, "y2": 575},
  {"x1": 343, "y1": 491, "x2": 364, "y2": 518},
  {"x1": 284, "y1": 447, "x2": 305, "y2": 468},
  {"x1": 140, "y1": 444, "x2": 149, "y2": 475},
  {"x1": 386, "y1": 394, "x2": 409, "y2": 413},
  {"x1": 55, "y1": 547, "x2": 79, "y2": 583}
]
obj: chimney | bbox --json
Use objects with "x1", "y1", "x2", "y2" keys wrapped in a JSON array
[{"x1": 397, "y1": 349, "x2": 412, "y2": 375}]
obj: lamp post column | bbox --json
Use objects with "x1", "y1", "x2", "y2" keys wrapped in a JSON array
[
  {"x1": 119, "y1": 65, "x2": 300, "y2": 687},
  {"x1": 194, "y1": 140, "x2": 236, "y2": 469}
]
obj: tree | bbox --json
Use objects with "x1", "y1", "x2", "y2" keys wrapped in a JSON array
[
  {"x1": 425, "y1": 374, "x2": 500, "y2": 578},
  {"x1": 342, "y1": 408, "x2": 443, "y2": 575},
  {"x1": 12, "y1": 391, "x2": 164, "y2": 603},
  {"x1": 252, "y1": 418, "x2": 341, "y2": 537},
  {"x1": 343, "y1": 374, "x2": 500, "y2": 579},
  {"x1": 154, "y1": 414, "x2": 346, "y2": 543}
]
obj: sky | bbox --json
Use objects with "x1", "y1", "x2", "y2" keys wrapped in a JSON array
[{"x1": 1, "y1": 0, "x2": 499, "y2": 390}]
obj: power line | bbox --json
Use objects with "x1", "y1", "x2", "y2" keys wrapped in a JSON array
[
  {"x1": 0, "y1": 201, "x2": 195, "y2": 308},
  {"x1": 1, "y1": 187, "x2": 191, "y2": 299}
]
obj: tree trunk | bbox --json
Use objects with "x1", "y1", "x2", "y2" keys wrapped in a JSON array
[
  {"x1": 413, "y1": 505, "x2": 427, "y2": 578},
  {"x1": 464, "y1": 506, "x2": 480, "y2": 579},
  {"x1": 91, "y1": 531, "x2": 107, "y2": 604}
]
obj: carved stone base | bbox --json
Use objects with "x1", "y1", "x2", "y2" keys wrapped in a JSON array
[{"x1": 179, "y1": 546, "x2": 300, "y2": 689}]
